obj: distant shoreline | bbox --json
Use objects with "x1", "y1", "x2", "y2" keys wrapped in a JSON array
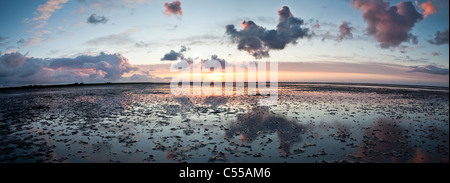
[{"x1": 0, "y1": 82, "x2": 448, "y2": 91}]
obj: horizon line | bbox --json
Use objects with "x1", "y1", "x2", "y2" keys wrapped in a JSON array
[{"x1": 1, "y1": 81, "x2": 448, "y2": 91}]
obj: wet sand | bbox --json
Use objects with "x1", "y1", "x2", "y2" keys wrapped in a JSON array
[{"x1": 0, "y1": 83, "x2": 448, "y2": 163}]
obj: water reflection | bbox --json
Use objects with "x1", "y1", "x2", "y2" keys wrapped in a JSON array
[
  {"x1": 0, "y1": 83, "x2": 448, "y2": 163},
  {"x1": 173, "y1": 97, "x2": 195, "y2": 119},
  {"x1": 203, "y1": 96, "x2": 228, "y2": 108},
  {"x1": 349, "y1": 119, "x2": 448, "y2": 163},
  {"x1": 226, "y1": 106, "x2": 309, "y2": 156}
]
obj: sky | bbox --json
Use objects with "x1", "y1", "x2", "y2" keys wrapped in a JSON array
[{"x1": 0, "y1": 0, "x2": 449, "y2": 87}]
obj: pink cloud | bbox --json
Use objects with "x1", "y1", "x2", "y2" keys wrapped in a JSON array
[
  {"x1": 351, "y1": 0, "x2": 423, "y2": 48},
  {"x1": 31, "y1": 0, "x2": 69, "y2": 28},
  {"x1": 416, "y1": 0, "x2": 438, "y2": 18},
  {"x1": 24, "y1": 0, "x2": 69, "y2": 47},
  {"x1": 163, "y1": 1, "x2": 183, "y2": 17},
  {"x1": 338, "y1": 21, "x2": 353, "y2": 42}
]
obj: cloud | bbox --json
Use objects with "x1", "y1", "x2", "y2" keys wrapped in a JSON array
[
  {"x1": 313, "y1": 20, "x2": 321, "y2": 29},
  {"x1": 416, "y1": 0, "x2": 438, "y2": 18},
  {"x1": 408, "y1": 34, "x2": 419, "y2": 45},
  {"x1": 24, "y1": 37, "x2": 43, "y2": 47},
  {"x1": 428, "y1": 29, "x2": 449, "y2": 45},
  {"x1": 122, "y1": 74, "x2": 154, "y2": 82},
  {"x1": 161, "y1": 50, "x2": 183, "y2": 61},
  {"x1": 0, "y1": 52, "x2": 138, "y2": 87},
  {"x1": 29, "y1": 0, "x2": 69, "y2": 29},
  {"x1": 0, "y1": 52, "x2": 27, "y2": 71},
  {"x1": 173, "y1": 34, "x2": 221, "y2": 46},
  {"x1": 351, "y1": 0, "x2": 423, "y2": 48},
  {"x1": 22, "y1": 0, "x2": 69, "y2": 47},
  {"x1": 48, "y1": 53, "x2": 138, "y2": 80},
  {"x1": 86, "y1": 28, "x2": 138, "y2": 46},
  {"x1": 408, "y1": 65, "x2": 449, "y2": 75},
  {"x1": 0, "y1": 36, "x2": 7, "y2": 47},
  {"x1": 321, "y1": 31, "x2": 331, "y2": 42},
  {"x1": 226, "y1": 6, "x2": 309, "y2": 59},
  {"x1": 179, "y1": 45, "x2": 187, "y2": 52},
  {"x1": 87, "y1": 14, "x2": 109, "y2": 24},
  {"x1": 78, "y1": 0, "x2": 150, "y2": 11},
  {"x1": 135, "y1": 41, "x2": 149, "y2": 48},
  {"x1": 202, "y1": 54, "x2": 227, "y2": 69},
  {"x1": 121, "y1": 0, "x2": 150, "y2": 5},
  {"x1": 163, "y1": 1, "x2": 183, "y2": 17},
  {"x1": 16, "y1": 38, "x2": 25, "y2": 45},
  {"x1": 160, "y1": 52, "x2": 229, "y2": 73},
  {"x1": 338, "y1": 21, "x2": 353, "y2": 42},
  {"x1": 161, "y1": 46, "x2": 187, "y2": 61}
]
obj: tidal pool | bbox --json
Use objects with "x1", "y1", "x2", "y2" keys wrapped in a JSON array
[{"x1": 0, "y1": 83, "x2": 448, "y2": 163}]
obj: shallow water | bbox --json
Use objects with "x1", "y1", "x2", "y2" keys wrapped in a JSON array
[{"x1": 0, "y1": 83, "x2": 448, "y2": 163}]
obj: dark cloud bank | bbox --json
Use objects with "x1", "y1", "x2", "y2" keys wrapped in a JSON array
[
  {"x1": 0, "y1": 52, "x2": 138, "y2": 87},
  {"x1": 408, "y1": 65, "x2": 449, "y2": 75}
]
